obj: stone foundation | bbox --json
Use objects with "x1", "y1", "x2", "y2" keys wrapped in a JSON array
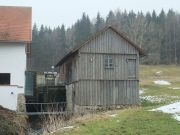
[
  {"x1": 74, "y1": 104, "x2": 136, "y2": 115},
  {"x1": 17, "y1": 94, "x2": 26, "y2": 112}
]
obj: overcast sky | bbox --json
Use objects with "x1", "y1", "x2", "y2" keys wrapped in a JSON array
[{"x1": 0, "y1": 0, "x2": 179, "y2": 28}]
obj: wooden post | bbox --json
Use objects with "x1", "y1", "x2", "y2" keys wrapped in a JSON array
[{"x1": 66, "y1": 84, "x2": 73, "y2": 116}]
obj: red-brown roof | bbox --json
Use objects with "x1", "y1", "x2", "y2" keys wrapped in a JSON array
[{"x1": 0, "y1": 6, "x2": 32, "y2": 42}]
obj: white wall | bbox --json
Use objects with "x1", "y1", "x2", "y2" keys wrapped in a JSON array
[{"x1": 0, "y1": 43, "x2": 26, "y2": 110}]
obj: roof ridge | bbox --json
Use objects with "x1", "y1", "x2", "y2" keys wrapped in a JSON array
[{"x1": 55, "y1": 26, "x2": 145, "y2": 67}]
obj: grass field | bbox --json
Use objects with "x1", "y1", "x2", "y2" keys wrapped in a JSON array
[
  {"x1": 140, "y1": 65, "x2": 180, "y2": 104},
  {"x1": 53, "y1": 65, "x2": 180, "y2": 135}
]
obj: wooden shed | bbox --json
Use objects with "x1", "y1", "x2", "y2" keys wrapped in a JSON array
[{"x1": 56, "y1": 26, "x2": 144, "y2": 111}]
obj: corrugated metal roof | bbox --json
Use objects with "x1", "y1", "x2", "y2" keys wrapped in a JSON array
[
  {"x1": 55, "y1": 26, "x2": 145, "y2": 67},
  {"x1": 0, "y1": 6, "x2": 32, "y2": 42}
]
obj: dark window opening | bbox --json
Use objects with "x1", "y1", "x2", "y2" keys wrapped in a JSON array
[{"x1": 0, "y1": 73, "x2": 10, "y2": 85}]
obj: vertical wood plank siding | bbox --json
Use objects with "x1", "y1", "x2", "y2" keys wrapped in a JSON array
[
  {"x1": 79, "y1": 54, "x2": 138, "y2": 80},
  {"x1": 59, "y1": 55, "x2": 79, "y2": 84},
  {"x1": 61, "y1": 28, "x2": 140, "y2": 106},
  {"x1": 80, "y1": 29, "x2": 138, "y2": 54},
  {"x1": 75, "y1": 80, "x2": 139, "y2": 106}
]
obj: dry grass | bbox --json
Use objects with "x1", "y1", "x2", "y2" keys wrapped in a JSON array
[
  {"x1": 0, "y1": 105, "x2": 28, "y2": 135},
  {"x1": 140, "y1": 65, "x2": 180, "y2": 85}
]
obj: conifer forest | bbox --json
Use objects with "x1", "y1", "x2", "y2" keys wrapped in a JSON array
[{"x1": 30, "y1": 9, "x2": 180, "y2": 71}]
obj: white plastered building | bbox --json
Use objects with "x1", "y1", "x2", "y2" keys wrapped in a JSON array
[{"x1": 0, "y1": 6, "x2": 32, "y2": 110}]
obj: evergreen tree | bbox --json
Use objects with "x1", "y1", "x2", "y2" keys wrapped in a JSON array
[
  {"x1": 60, "y1": 24, "x2": 66, "y2": 51},
  {"x1": 106, "y1": 10, "x2": 115, "y2": 25},
  {"x1": 30, "y1": 9, "x2": 180, "y2": 71},
  {"x1": 95, "y1": 12, "x2": 105, "y2": 32},
  {"x1": 74, "y1": 13, "x2": 91, "y2": 45}
]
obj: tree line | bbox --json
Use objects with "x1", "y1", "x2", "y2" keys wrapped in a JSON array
[{"x1": 30, "y1": 9, "x2": 180, "y2": 71}]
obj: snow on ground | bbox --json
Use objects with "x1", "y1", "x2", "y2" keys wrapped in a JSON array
[
  {"x1": 156, "y1": 71, "x2": 162, "y2": 74},
  {"x1": 140, "y1": 96, "x2": 165, "y2": 103},
  {"x1": 168, "y1": 87, "x2": 180, "y2": 90},
  {"x1": 152, "y1": 102, "x2": 180, "y2": 113},
  {"x1": 174, "y1": 114, "x2": 180, "y2": 121},
  {"x1": 172, "y1": 87, "x2": 180, "y2": 90},
  {"x1": 139, "y1": 89, "x2": 145, "y2": 95},
  {"x1": 139, "y1": 88, "x2": 148, "y2": 95},
  {"x1": 153, "y1": 80, "x2": 171, "y2": 85},
  {"x1": 151, "y1": 101, "x2": 180, "y2": 121},
  {"x1": 49, "y1": 125, "x2": 75, "y2": 134},
  {"x1": 63, "y1": 126, "x2": 74, "y2": 129},
  {"x1": 109, "y1": 114, "x2": 117, "y2": 117},
  {"x1": 155, "y1": 71, "x2": 162, "y2": 76},
  {"x1": 140, "y1": 95, "x2": 179, "y2": 103}
]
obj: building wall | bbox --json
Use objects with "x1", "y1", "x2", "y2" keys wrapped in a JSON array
[
  {"x1": 79, "y1": 29, "x2": 138, "y2": 54},
  {"x1": 0, "y1": 43, "x2": 26, "y2": 110},
  {"x1": 79, "y1": 53, "x2": 138, "y2": 80},
  {"x1": 74, "y1": 80, "x2": 139, "y2": 106},
  {"x1": 59, "y1": 55, "x2": 79, "y2": 84},
  {"x1": 76, "y1": 54, "x2": 139, "y2": 106},
  {"x1": 76, "y1": 28, "x2": 139, "y2": 106},
  {"x1": 61, "y1": 28, "x2": 140, "y2": 106}
]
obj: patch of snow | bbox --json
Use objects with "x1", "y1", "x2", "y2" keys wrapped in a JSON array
[
  {"x1": 172, "y1": 87, "x2": 180, "y2": 90},
  {"x1": 173, "y1": 114, "x2": 180, "y2": 121},
  {"x1": 109, "y1": 114, "x2": 117, "y2": 117},
  {"x1": 63, "y1": 126, "x2": 74, "y2": 129},
  {"x1": 152, "y1": 102, "x2": 180, "y2": 113},
  {"x1": 168, "y1": 87, "x2": 180, "y2": 90},
  {"x1": 151, "y1": 101, "x2": 180, "y2": 121},
  {"x1": 139, "y1": 89, "x2": 144, "y2": 95},
  {"x1": 156, "y1": 71, "x2": 162, "y2": 74},
  {"x1": 153, "y1": 80, "x2": 171, "y2": 85},
  {"x1": 140, "y1": 96, "x2": 165, "y2": 103},
  {"x1": 140, "y1": 95, "x2": 179, "y2": 103},
  {"x1": 139, "y1": 88, "x2": 147, "y2": 95},
  {"x1": 155, "y1": 71, "x2": 162, "y2": 76},
  {"x1": 48, "y1": 125, "x2": 74, "y2": 134}
]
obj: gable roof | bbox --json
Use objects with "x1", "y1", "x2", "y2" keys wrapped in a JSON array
[
  {"x1": 55, "y1": 26, "x2": 145, "y2": 67},
  {"x1": 0, "y1": 6, "x2": 32, "y2": 42}
]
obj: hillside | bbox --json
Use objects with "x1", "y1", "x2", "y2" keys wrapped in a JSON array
[{"x1": 0, "y1": 106, "x2": 28, "y2": 135}]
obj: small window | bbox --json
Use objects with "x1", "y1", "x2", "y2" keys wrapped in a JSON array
[
  {"x1": 0, "y1": 73, "x2": 10, "y2": 85},
  {"x1": 104, "y1": 55, "x2": 113, "y2": 69}
]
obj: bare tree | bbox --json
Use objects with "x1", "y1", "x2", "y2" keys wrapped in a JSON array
[{"x1": 127, "y1": 13, "x2": 147, "y2": 48}]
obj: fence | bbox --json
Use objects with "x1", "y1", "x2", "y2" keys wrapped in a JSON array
[{"x1": 22, "y1": 102, "x2": 67, "y2": 115}]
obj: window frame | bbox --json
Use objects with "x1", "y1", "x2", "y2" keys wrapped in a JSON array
[{"x1": 104, "y1": 55, "x2": 114, "y2": 69}]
